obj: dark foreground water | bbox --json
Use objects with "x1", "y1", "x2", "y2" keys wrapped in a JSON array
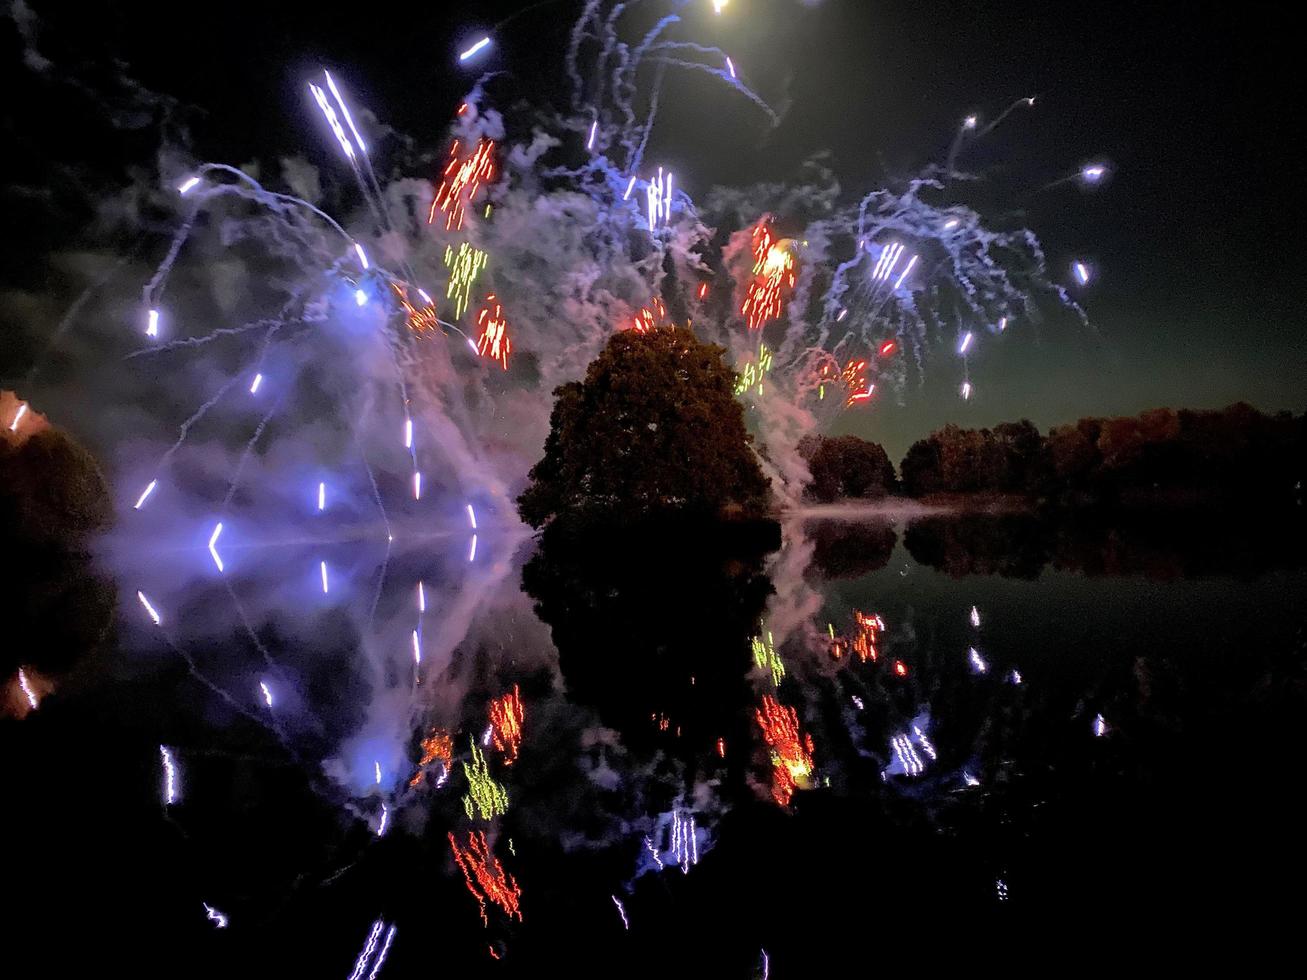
[{"x1": 5, "y1": 510, "x2": 1306, "y2": 972}]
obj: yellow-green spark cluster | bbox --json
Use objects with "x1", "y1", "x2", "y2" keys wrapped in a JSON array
[
  {"x1": 752, "y1": 630, "x2": 784, "y2": 687},
  {"x1": 462, "y1": 739, "x2": 509, "y2": 820},
  {"x1": 734, "y1": 343, "x2": 774, "y2": 396},
  {"x1": 445, "y1": 242, "x2": 488, "y2": 319}
]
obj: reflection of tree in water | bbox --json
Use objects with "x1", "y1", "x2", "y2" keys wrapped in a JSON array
[
  {"x1": 906, "y1": 511, "x2": 1307, "y2": 579},
  {"x1": 522, "y1": 518, "x2": 779, "y2": 761},
  {"x1": 806, "y1": 519, "x2": 898, "y2": 579}
]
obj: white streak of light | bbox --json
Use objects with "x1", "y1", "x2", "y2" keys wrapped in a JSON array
[
  {"x1": 18, "y1": 668, "x2": 39, "y2": 710},
  {"x1": 320, "y1": 561, "x2": 329, "y2": 594},
  {"x1": 459, "y1": 36, "x2": 491, "y2": 61},
  {"x1": 893, "y1": 254, "x2": 918, "y2": 289},
  {"x1": 404, "y1": 418, "x2": 413, "y2": 449},
  {"x1": 354, "y1": 288, "x2": 367, "y2": 306},
  {"x1": 134, "y1": 480, "x2": 158, "y2": 510},
  {"x1": 250, "y1": 373, "x2": 263, "y2": 394},
  {"x1": 147, "y1": 309, "x2": 159, "y2": 337},
  {"x1": 970, "y1": 605, "x2": 981, "y2": 628},
  {"x1": 466, "y1": 503, "x2": 477, "y2": 529},
  {"x1": 137, "y1": 591, "x2": 161, "y2": 625},
  {"x1": 354, "y1": 242, "x2": 369, "y2": 269},
  {"x1": 413, "y1": 472, "x2": 422, "y2": 500},
  {"x1": 347, "y1": 921, "x2": 384, "y2": 980},
  {"x1": 376, "y1": 805, "x2": 389, "y2": 836},
  {"x1": 178, "y1": 176, "x2": 200, "y2": 195},
  {"x1": 726, "y1": 56, "x2": 736, "y2": 78},
  {"x1": 203, "y1": 903, "x2": 228, "y2": 928},
  {"x1": 624, "y1": 176, "x2": 636, "y2": 200},
  {"x1": 468, "y1": 535, "x2": 477, "y2": 562},
  {"x1": 412, "y1": 630, "x2": 421, "y2": 666},
  {"x1": 325, "y1": 70, "x2": 368, "y2": 154},
  {"x1": 417, "y1": 581, "x2": 425, "y2": 613},
  {"x1": 612, "y1": 895, "x2": 629, "y2": 929},
  {"x1": 161, "y1": 745, "x2": 178, "y2": 804},
  {"x1": 260, "y1": 681, "x2": 273, "y2": 708},
  {"x1": 959, "y1": 331, "x2": 974, "y2": 354},
  {"x1": 366, "y1": 926, "x2": 396, "y2": 980},
  {"x1": 208, "y1": 523, "x2": 224, "y2": 573},
  {"x1": 318, "y1": 482, "x2": 326, "y2": 511},
  {"x1": 375, "y1": 761, "x2": 382, "y2": 784},
  {"x1": 587, "y1": 120, "x2": 598, "y2": 150}
]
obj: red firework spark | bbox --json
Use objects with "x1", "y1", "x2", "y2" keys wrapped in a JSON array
[
  {"x1": 449, "y1": 831, "x2": 523, "y2": 926},
  {"x1": 475, "y1": 294, "x2": 512, "y2": 369},
  {"x1": 754, "y1": 695, "x2": 815, "y2": 806},
  {"x1": 630, "y1": 297, "x2": 667, "y2": 333},
  {"x1": 429, "y1": 138, "x2": 496, "y2": 231},
  {"x1": 841, "y1": 359, "x2": 874, "y2": 407},
  {"x1": 852, "y1": 609, "x2": 885, "y2": 662},
  {"x1": 488, "y1": 685, "x2": 524, "y2": 764},
  {"x1": 740, "y1": 220, "x2": 796, "y2": 330}
]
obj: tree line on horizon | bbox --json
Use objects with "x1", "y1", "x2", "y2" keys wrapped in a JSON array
[{"x1": 802, "y1": 403, "x2": 1306, "y2": 507}]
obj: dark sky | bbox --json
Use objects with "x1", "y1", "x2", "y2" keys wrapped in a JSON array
[{"x1": 3, "y1": 0, "x2": 1303, "y2": 458}]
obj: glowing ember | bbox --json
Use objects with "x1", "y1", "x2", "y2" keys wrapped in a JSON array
[{"x1": 629, "y1": 297, "x2": 667, "y2": 334}]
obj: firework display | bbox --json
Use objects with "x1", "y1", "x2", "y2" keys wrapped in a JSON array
[
  {"x1": 754, "y1": 695, "x2": 815, "y2": 806},
  {"x1": 449, "y1": 831, "x2": 523, "y2": 926}
]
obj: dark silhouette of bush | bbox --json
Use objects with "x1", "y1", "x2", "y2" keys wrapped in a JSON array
[
  {"x1": 518, "y1": 327, "x2": 773, "y2": 527},
  {"x1": 1, "y1": 426, "x2": 111, "y2": 550},
  {"x1": 799, "y1": 434, "x2": 898, "y2": 502}
]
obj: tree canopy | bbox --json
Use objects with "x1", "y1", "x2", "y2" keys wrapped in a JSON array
[
  {"x1": 799, "y1": 434, "x2": 898, "y2": 502},
  {"x1": 517, "y1": 327, "x2": 773, "y2": 527}
]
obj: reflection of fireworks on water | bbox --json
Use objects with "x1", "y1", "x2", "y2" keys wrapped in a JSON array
[
  {"x1": 671, "y1": 811, "x2": 699, "y2": 874},
  {"x1": 449, "y1": 831, "x2": 523, "y2": 925},
  {"x1": 462, "y1": 740, "x2": 510, "y2": 820},
  {"x1": 488, "y1": 686, "x2": 525, "y2": 765},
  {"x1": 755, "y1": 695, "x2": 815, "y2": 806}
]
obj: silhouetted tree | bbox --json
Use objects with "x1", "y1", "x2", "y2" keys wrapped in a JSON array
[
  {"x1": 800, "y1": 435, "x2": 898, "y2": 501},
  {"x1": 518, "y1": 327, "x2": 773, "y2": 527}
]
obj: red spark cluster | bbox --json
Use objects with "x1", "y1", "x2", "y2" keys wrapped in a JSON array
[
  {"x1": 740, "y1": 220, "x2": 796, "y2": 330},
  {"x1": 429, "y1": 138, "x2": 496, "y2": 231},
  {"x1": 475, "y1": 294, "x2": 513, "y2": 370},
  {"x1": 410, "y1": 727, "x2": 454, "y2": 787},
  {"x1": 392, "y1": 283, "x2": 440, "y2": 334},
  {"x1": 852, "y1": 609, "x2": 885, "y2": 662},
  {"x1": 754, "y1": 695, "x2": 815, "y2": 806},
  {"x1": 449, "y1": 831, "x2": 523, "y2": 926},
  {"x1": 488, "y1": 685, "x2": 524, "y2": 764},
  {"x1": 841, "y1": 359, "x2": 873, "y2": 406},
  {"x1": 630, "y1": 297, "x2": 667, "y2": 333}
]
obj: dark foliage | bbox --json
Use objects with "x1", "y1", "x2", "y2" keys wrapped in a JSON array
[
  {"x1": 806, "y1": 519, "x2": 897, "y2": 578},
  {"x1": 518, "y1": 327, "x2": 773, "y2": 527},
  {"x1": 799, "y1": 434, "x2": 898, "y2": 502},
  {"x1": 900, "y1": 404, "x2": 1305, "y2": 507},
  {"x1": 521, "y1": 515, "x2": 780, "y2": 759}
]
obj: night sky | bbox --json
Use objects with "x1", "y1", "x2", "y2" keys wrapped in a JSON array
[{"x1": 3, "y1": 0, "x2": 1303, "y2": 460}]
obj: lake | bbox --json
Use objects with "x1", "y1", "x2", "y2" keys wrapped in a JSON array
[{"x1": 6, "y1": 509, "x2": 1306, "y2": 971}]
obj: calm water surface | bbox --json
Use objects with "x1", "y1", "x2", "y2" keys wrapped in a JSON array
[{"x1": 6, "y1": 511, "x2": 1305, "y2": 971}]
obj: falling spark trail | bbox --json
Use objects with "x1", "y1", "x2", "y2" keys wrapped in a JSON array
[
  {"x1": 624, "y1": 176, "x2": 636, "y2": 199},
  {"x1": 587, "y1": 120, "x2": 598, "y2": 150},
  {"x1": 969, "y1": 647, "x2": 988, "y2": 673},
  {"x1": 260, "y1": 681, "x2": 273, "y2": 707},
  {"x1": 404, "y1": 418, "x2": 413, "y2": 449},
  {"x1": 412, "y1": 630, "x2": 421, "y2": 666},
  {"x1": 134, "y1": 480, "x2": 158, "y2": 509},
  {"x1": 365, "y1": 926, "x2": 396, "y2": 980},
  {"x1": 318, "y1": 482, "x2": 326, "y2": 511},
  {"x1": 354, "y1": 288, "x2": 367, "y2": 306},
  {"x1": 970, "y1": 606, "x2": 981, "y2": 627},
  {"x1": 413, "y1": 472, "x2": 422, "y2": 500},
  {"x1": 1093, "y1": 713, "x2": 1109, "y2": 737},
  {"x1": 466, "y1": 504, "x2": 477, "y2": 529},
  {"x1": 320, "y1": 561, "x2": 329, "y2": 594},
  {"x1": 468, "y1": 535, "x2": 478, "y2": 562},
  {"x1": 325, "y1": 70, "x2": 368, "y2": 154},
  {"x1": 375, "y1": 761, "x2": 382, "y2": 784},
  {"x1": 959, "y1": 331, "x2": 974, "y2": 354},
  {"x1": 612, "y1": 895, "x2": 629, "y2": 929},
  {"x1": 137, "y1": 591, "x2": 162, "y2": 625},
  {"x1": 1073, "y1": 261, "x2": 1091, "y2": 285},
  {"x1": 249, "y1": 373, "x2": 263, "y2": 393},
  {"x1": 417, "y1": 581, "x2": 426, "y2": 613},
  {"x1": 203, "y1": 903, "x2": 228, "y2": 928},
  {"x1": 160, "y1": 745, "x2": 178, "y2": 805},
  {"x1": 726, "y1": 56, "x2": 736, "y2": 78},
  {"x1": 147, "y1": 309, "x2": 159, "y2": 337},
  {"x1": 377, "y1": 805, "x2": 389, "y2": 836},
  {"x1": 17, "y1": 668, "x2": 39, "y2": 710},
  {"x1": 9, "y1": 403, "x2": 28, "y2": 431},
  {"x1": 892, "y1": 254, "x2": 918, "y2": 289},
  {"x1": 459, "y1": 36, "x2": 492, "y2": 62},
  {"x1": 347, "y1": 921, "x2": 384, "y2": 980},
  {"x1": 354, "y1": 242, "x2": 369, "y2": 269},
  {"x1": 178, "y1": 176, "x2": 200, "y2": 195},
  {"x1": 961, "y1": 381, "x2": 973, "y2": 400}
]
